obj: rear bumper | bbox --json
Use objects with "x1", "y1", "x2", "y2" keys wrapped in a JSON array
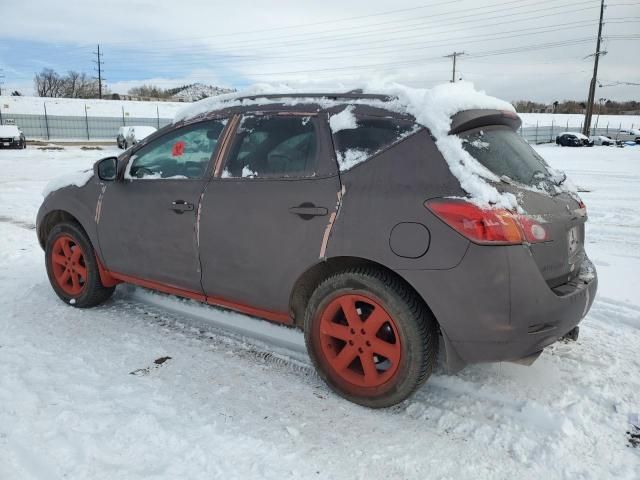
[{"x1": 400, "y1": 243, "x2": 598, "y2": 371}]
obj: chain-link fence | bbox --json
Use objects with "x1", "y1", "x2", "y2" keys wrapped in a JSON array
[
  {"x1": 0, "y1": 111, "x2": 173, "y2": 141},
  {"x1": 519, "y1": 121, "x2": 637, "y2": 144},
  {"x1": 0, "y1": 107, "x2": 636, "y2": 143}
]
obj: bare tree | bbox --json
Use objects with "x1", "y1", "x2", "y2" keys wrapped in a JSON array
[
  {"x1": 34, "y1": 69, "x2": 65, "y2": 97},
  {"x1": 63, "y1": 71, "x2": 101, "y2": 98},
  {"x1": 34, "y1": 69, "x2": 106, "y2": 98},
  {"x1": 128, "y1": 84, "x2": 167, "y2": 98}
]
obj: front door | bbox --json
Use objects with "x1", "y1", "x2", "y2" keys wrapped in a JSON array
[
  {"x1": 98, "y1": 119, "x2": 227, "y2": 292},
  {"x1": 199, "y1": 113, "x2": 341, "y2": 315}
]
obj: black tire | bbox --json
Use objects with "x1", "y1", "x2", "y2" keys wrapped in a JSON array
[
  {"x1": 304, "y1": 267, "x2": 438, "y2": 408},
  {"x1": 45, "y1": 221, "x2": 115, "y2": 308}
]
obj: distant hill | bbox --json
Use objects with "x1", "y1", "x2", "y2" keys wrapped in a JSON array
[{"x1": 168, "y1": 83, "x2": 236, "y2": 102}]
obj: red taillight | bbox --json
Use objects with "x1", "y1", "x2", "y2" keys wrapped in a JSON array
[
  {"x1": 576, "y1": 200, "x2": 587, "y2": 217},
  {"x1": 425, "y1": 199, "x2": 548, "y2": 245}
]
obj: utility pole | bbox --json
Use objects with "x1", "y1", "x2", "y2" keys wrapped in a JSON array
[
  {"x1": 93, "y1": 44, "x2": 104, "y2": 99},
  {"x1": 444, "y1": 51, "x2": 465, "y2": 83},
  {"x1": 582, "y1": 0, "x2": 606, "y2": 136}
]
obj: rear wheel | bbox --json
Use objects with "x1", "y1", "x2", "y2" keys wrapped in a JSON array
[
  {"x1": 304, "y1": 268, "x2": 437, "y2": 408},
  {"x1": 45, "y1": 222, "x2": 115, "y2": 307}
]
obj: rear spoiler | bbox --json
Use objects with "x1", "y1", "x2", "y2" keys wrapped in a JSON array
[{"x1": 449, "y1": 109, "x2": 521, "y2": 135}]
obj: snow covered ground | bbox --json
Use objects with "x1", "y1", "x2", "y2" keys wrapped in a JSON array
[{"x1": 0, "y1": 145, "x2": 638, "y2": 479}]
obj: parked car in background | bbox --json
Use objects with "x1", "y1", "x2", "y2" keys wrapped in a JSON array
[
  {"x1": 556, "y1": 132, "x2": 593, "y2": 147},
  {"x1": 116, "y1": 126, "x2": 132, "y2": 149},
  {"x1": 37, "y1": 93, "x2": 598, "y2": 408},
  {"x1": 125, "y1": 126, "x2": 157, "y2": 148},
  {"x1": 614, "y1": 128, "x2": 640, "y2": 144},
  {"x1": 0, "y1": 125, "x2": 26, "y2": 149},
  {"x1": 590, "y1": 135, "x2": 615, "y2": 146}
]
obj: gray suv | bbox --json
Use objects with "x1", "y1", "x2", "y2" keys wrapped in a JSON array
[{"x1": 36, "y1": 92, "x2": 597, "y2": 407}]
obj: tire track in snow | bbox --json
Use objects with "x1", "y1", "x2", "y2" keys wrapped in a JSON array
[{"x1": 0, "y1": 215, "x2": 35, "y2": 231}]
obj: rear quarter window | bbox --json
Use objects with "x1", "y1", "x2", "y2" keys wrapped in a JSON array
[{"x1": 331, "y1": 114, "x2": 417, "y2": 171}]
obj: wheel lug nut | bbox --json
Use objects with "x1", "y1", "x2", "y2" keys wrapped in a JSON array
[
  {"x1": 348, "y1": 340, "x2": 354, "y2": 346},
  {"x1": 366, "y1": 341, "x2": 371, "y2": 347},
  {"x1": 358, "y1": 347, "x2": 364, "y2": 354},
  {"x1": 350, "y1": 328, "x2": 355, "y2": 334},
  {"x1": 360, "y1": 329, "x2": 366, "y2": 335}
]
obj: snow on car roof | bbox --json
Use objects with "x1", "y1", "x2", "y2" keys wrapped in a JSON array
[
  {"x1": 0, "y1": 125, "x2": 21, "y2": 136},
  {"x1": 176, "y1": 81, "x2": 520, "y2": 209}
]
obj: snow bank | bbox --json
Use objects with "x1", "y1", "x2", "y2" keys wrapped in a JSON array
[
  {"x1": 42, "y1": 168, "x2": 94, "y2": 197},
  {"x1": 1, "y1": 95, "x2": 183, "y2": 118}
]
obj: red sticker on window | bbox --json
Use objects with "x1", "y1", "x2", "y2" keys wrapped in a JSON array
[{"x1": 172, "y1": 140, "x2": 185, "y2": 157}]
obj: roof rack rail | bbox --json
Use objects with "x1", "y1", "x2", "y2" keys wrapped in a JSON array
[{"x1": 235, "y1": 92, "x2": 394, "y2": 102}]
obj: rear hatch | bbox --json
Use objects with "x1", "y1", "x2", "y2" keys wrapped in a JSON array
[{"x1": 454, "y1": 115, "x2": 586, "y2": 288}]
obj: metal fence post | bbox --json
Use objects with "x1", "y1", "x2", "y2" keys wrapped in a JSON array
[
  {"x1": 0, "y1": 104, "x2": 3, "y2": 125},
  {"x1": 566, "y1": 119, "x2": 569, "y2": 131},
  {"x1": 535, "y1": 121, "x2": 539, "y2": 144},
  {"x1": 122, "y1": 106, "x2": 126, "y2": 126},
  {"x1": 606, "y1": 122, "x2": 609, "y2": 135},
  {"x1": 84, "y1": 104, "x2": 90, "y2": 140},
  {"x1": 44, "y1": 103, "x2": 50, "y2": 141},
  {"x1": 551, "y1": 119, "x2": 554, "y2": 142},
  {"x1": 156, "y1": 105, "x2": 160, "y2": 129}
]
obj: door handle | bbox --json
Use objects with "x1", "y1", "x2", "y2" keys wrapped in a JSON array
[
  {"x1": 171, "y1": 200, "x2": 194, "y2": 213},
  {"x1": 289, "y1": 203, "x2": 328, "y2": 220}
]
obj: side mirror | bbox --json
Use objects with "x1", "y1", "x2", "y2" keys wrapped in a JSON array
[{"x1": 96, "y1": 157, "x2": 117, "y2": 181}]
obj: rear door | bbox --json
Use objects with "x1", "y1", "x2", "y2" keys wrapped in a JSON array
[
  {"x1": 199, "y1": 112, "x2": 341, "y2": 316},
  {"x1": 460, "y1": 125, "x2": 586, "y2": 287},
  {"x1": 98, "y1": 119, "x2": 227, "y2": 292}
]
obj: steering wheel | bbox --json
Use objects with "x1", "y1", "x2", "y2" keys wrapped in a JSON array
[{"x1": 134, "y1": 166, "x2": 155, "y2": 178}]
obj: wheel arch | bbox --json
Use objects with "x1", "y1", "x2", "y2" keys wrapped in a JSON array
[
  {"x1": 38, "y1": 209, "x2": 86, "y2": 249},
  {"x1": 289, "y1": 256, "x2": 438, "y2": 329},
  {"x1": 289, "y1": 256, "x2": 467, "y2": 373}
]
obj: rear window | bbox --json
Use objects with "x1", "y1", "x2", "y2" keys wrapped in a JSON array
[
  {"x1": 332, "y1": 117, "x2": 417, "y2": 171},
  {"x1": 460, "y1": 126, "x2": 554, "y2": 188}
]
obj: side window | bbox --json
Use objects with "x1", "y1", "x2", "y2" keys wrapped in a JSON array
[
  {"x1": 222, "y1": 115, "x2": 318, "y2": 178},
  {"x1": 331, "y1": 111, "x2": 417, "y2": 171},
  {"x1": 127, "y1": 119, "x2": 227, "y2": 179}
]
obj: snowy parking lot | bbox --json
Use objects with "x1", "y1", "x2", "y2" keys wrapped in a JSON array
[{"x1": 0, "y1": 144, "x2": 639, "y2": 479}]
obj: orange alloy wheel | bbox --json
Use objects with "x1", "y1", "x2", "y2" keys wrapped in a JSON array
[
  {"x1": 50, "y1": 234, "x2": 88, "y2": 296},
  {"x1": 318, "y1": 293, "x2": 401, "y2": 388}
]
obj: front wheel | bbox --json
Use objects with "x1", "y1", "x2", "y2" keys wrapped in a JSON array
[
  {"x1": 45, "y1": 222, "x2": 115, "y2": 307},
  {"x1": 304, "y1": 268, "x2": 438, "y2": 408}
]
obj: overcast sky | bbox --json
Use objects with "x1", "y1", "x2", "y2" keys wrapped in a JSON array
[{"x1": 1, "y1": 0, "x2": 638, "y2": 102}]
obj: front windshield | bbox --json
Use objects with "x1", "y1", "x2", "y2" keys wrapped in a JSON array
[{"x1": 460, "y1": 126, "x2": 556, "y2": 190}]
